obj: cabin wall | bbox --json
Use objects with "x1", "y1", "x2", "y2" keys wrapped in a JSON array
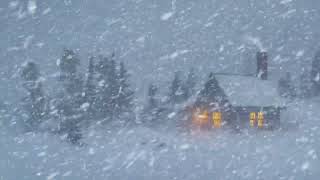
[
  {"x1": 232, "y1": 106, "x2": 281, "y2": 129},
  {"x1": 189, "y1": 103, "x2": 282, "y2": 130}
]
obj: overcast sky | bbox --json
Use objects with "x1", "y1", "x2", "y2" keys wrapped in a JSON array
[{"x1": 1, "y1": 0, "x2": 320, "y2": 101}]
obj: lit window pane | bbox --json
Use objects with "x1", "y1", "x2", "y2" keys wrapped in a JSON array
[
  {"x1": 250, "y1": 112, "x2": 256, "y2": 127},
  {"x1": 213, "y1": 112, "x2": 222, "y2": 128},
  {"x1": 257, "y1": 112, "x2": 264, "y2": 128}
]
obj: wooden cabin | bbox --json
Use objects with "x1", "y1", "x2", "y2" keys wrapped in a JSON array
[{"x1": 190, "y1": 52, "x2": 285, "y2": 130}]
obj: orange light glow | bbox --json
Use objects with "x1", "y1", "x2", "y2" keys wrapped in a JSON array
[
  {"x1": 212, "y1": 112, "x2": 222, "y2": 128},
  {"x1": 192, "y1": 109, "x2": 209, "y2": 126},
  {"x1": 257, "y1": 112, "x2": 264, "y2": 128},
  {"x1": 249, "y1": 112, "x2": 256, "y2": 127}
]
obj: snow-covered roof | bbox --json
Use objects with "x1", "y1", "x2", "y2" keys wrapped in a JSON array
[{"x1": 215, "y1": 75, "x2": 285, "y2": 107}]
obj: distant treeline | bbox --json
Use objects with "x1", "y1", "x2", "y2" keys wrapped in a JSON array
[
  {"x1": 19, "y1": 49, "x2": 198, "y2": 145},
  {"x1": 17, "y1": 48, "x2": 320, "y2": 145}
]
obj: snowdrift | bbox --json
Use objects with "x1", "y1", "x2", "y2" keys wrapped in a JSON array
[{"x1": 0, "y1": 100, "x2": 319, "y2": 180}]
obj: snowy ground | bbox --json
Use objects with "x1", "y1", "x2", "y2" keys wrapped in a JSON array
[{"x1": 1, "y1": 100, "x2": 320, "y2": 180}]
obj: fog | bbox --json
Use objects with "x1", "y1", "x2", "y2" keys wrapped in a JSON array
[{"x1": 1, "y1": 0, "x2": 320, "y2": 179}]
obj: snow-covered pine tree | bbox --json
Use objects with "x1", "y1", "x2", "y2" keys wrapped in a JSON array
[
  {"x1": 197, "y1": 73, "x2": 226, "y2": 105},
  {"x1": 95, "y1": 53, "x2": 118, "y2": 121},
  {"x1": 115, "y1": 62, "x2": 134, "y2": 120},
  {"x1": 182, "y1": 68, "x2": 196, "y2": 100},
  {"x1": 310, "y1": 50, "x2": 320, "y2": 96},
  {"x1": 168, "y1": 72, "x2": 184, "y2": 104},
  {"x1": 83, "y1": 56, "x2": 97, "y2": 122},
  {"x1": 20, "y1": 62, "x2": 47, "y2": 131},
  {"x1": 278, "y1": 72, "x2": 296, "y2": 98},
  {"x1": 108, "y1": 57, "x2": 119, "y2": 120},
  {"x1": 59, "y1": 49, "x2": 80, "y2": 81},
  {"x1": 56, "y1": 49, "x2": 83, "y2": 144},
  {"x1": 141, "y1": 83, "x2": 164, "y2": 126},
  {"x1": 95, "y1": 55, "x2": 111, "y2": 119},
  {"x1": 299, "y1": 69, "x2": 311, "y2": 98}
]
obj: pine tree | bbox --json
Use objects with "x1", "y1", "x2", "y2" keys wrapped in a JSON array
[
  {"x1": 59, "y1": 49, "x2": 80, "y2": 81},
  {"x1": 94, "y1": 53, "x2": 118, "y2": 121},
  {"x1": 20, "y1": 62, "x2": 47, "y2": 131},
  {"x1": 278, "y1": 72, "x2": 296, "y2": 98},
  {"x1": 56, "y1": 49, "x2": 83, "y2": 144},
  {"x1": 311, "y1": 50, "x2": 320, "y2": 96},
  {"x1": 143, "y1": 83, "x2": 162, "y2": 126},
  {"x1": 83, "y1": 56, "x2": 97, "y2": 121},
  {"x1": 95, "y1": 55, "x2": 111, "y2": 119},
  {"x1": 197, "y1": 73, "x2": 226, "y2": 105},
  {"x1": 182, "y1": 68, "x2": 196, "y2": 100},
  {"x1": 168, "y1": 72, "x2": 184, "y2": 104},
  {"x1": 116, "y1": 62, "x2": 134, "y2": 118},
  {"x1": 108, "y1": 58, "x2": 119, "y2": 120},
  {"x1": 21, "y1": 62, "x2": 40, "y2": 81},
  {"x1": 299, "y1": 70, "x2": 311, "y2": 98}
]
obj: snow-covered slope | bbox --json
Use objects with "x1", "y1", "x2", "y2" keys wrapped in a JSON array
[{"x1": 1, "y1": 99, "x2": 319, "y2": 180}]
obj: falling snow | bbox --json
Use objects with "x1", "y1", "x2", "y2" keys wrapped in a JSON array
[
  {"x1": 27, "y1": 0, "x2": 37, "y2": 15},
  {"x1": 161, "y1": 12, "x2": 175, "y2": 21},
  {"x1": 1, "y1": 0, "x2": 320, "y2": 179}
]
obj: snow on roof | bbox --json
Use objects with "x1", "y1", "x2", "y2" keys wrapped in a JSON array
[{"x1": 215, "y1": 75, "x2": 285, "y2": 107}]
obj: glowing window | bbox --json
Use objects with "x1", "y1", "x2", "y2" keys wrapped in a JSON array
[
  {"x1": 249, "y1": 112, "x2": 256, "y2": 127},
  {"x1": 193, "y1": 109, "x2": 209, "y2": 126},
  {"x1": 212, "y1": 112, "x2": 222, "y2": 128},
  {"x1": 199, "y1": 110, "x2": 209, "y2": 122},
  {"x1": 257, "y1": 112, "x2": 264, "y2": 128}
]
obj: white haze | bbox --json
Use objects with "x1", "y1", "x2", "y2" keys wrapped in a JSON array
[
  {"x1": 1, "y1": 100, "x2": 320, "y2": 179},
  {"x1": 1, "y1": 0, "x2": 320, "y2": 179}
]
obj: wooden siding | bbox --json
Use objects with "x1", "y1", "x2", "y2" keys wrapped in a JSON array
[{"x1": 232, "y1": 106, "x2": 281, "y2": 129}]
